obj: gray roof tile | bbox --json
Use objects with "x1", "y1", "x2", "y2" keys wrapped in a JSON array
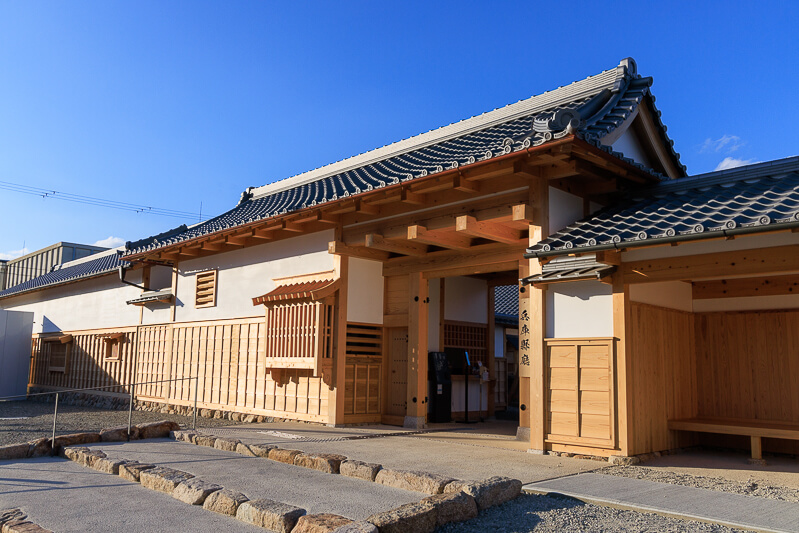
[{"x1": 527, "y1": 157, "x2": 799, "y2": 258}]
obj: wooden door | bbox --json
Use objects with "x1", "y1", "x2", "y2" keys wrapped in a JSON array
[
  {"x1": 383, "y1": 327, "x2": 408, "y2": 425},
  {"x1": 546, "y1": 339, "x2": 614, "y2": 448}
]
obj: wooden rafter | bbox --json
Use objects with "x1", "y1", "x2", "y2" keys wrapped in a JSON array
[
  {"x1": 455, "y1": 215, "x2": 523, "y2": 244},
  {"x1": 328, "y1": 240, "x2": 390, "y2": 261},
  {"x1": 692, "y1": 274, "x2": 799, "y2": 300},
  {"x1": 365, "y1": 233, "x2": 427, "y2": 256}
]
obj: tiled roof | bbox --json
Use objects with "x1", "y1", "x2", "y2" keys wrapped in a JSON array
[
  {"x1": 252, "y1": 279, "x2": 339, "y2": 305},
  {"x1": 126, "y1": 58, "x2": 683, "y2": 257},
  {"x1": 494, "y1": 285, "x2": 519, "y2": 322},
  {"x1": 522, "y1": 256, "x2": 616, "y2": 285},
  {"x1": 527, "y1": 156, "x2": 799, "y2": 258},
  {"x1": 0, "y1": 251, "x2": 127, "y2": 299}
]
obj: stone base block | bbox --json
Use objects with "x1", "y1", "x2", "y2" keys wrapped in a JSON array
[
  {"x1": 213, "y1": 438, "x2": 241, "y2": 452},
  {"x1": 608, "y1": 455, "x2": 640, "y2": 466},
  {"x1": 340, "y1": 460, "x2": 381, "y2": 481},
  {"x1": 375, "y1": 468, "x2": 454, "y2": 494},
  {"x1": 515, "y1": 426, "x2": 530, "y2": 442},
  {"x1": 194, "y1": 435, "x2": 217, "y2": 447},
  {"x1": 292, "y1": 513, "x2": 352, "y2": 533},
  {"x1": 444, "y1": 476, "x2": 522, "y2": 510},
  {"x1": 366, "y1": 500, "x2": 437, "y2": 533},
  {"x1": 236, "y1": 499, "x2": 306, "y2": 533},
  {"x1": 173, "y1": 478, "x2": 223, "y2": 505},
  {"x1": 0, "y1": 444, "x2": 31, "y2": 461},
  {"x1": 119, "y1": 462, "x2": 156, "y2": 482},
  {"x1": 135, "y1": 420, "x2": 180, "y2": 440},
  {"x1": 140, "y1": 467, "x2": 195, "y2": 494},
  {"x1": 402, "y1": 416, "x2": 426, "y2": 429},
  {"x1": 423, "y1": 491, "x2": 478, "y2": 526},
  {"x1": 203, "y1": 488, "x2": 249, "y2": 516},
  {"x1": 331, "y1": 522, "x2": 378, "y2": 533},
  {"x1": 268, "y1": 448, "x2": 302, "y2": 464},
  {"x1": 248, "y1": 444, "x2": 275, "y2": 458},
  {"x1": 294, "y1": 453, "x2": 347, "y2": 474}
]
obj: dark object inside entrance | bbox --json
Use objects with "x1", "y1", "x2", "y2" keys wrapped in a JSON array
[{"x1": 428, "y1": 351, "x2": 452, "y2": 423}]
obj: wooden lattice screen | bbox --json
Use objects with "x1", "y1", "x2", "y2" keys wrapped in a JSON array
[
  {"x1": 263, "y1": 300, "x2": 334, "y2": 370},
  {"x1": 444, "y1": 321, "x2": 488, "y2": 366},
  {"x1": 344, "y1": 323, "x2": 382, "y2": 418}
]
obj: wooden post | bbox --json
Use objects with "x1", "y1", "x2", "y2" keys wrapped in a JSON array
[
  {"x1": 405, "y1": 271, "x2": 429, "y2": 428},
  {"x1": 612, "y1": 271, "x2": 632, "y2": 456},
  {"x1": 524, "y1": 177, "x2": 548, "y2": 451},
  {"x1": 487, "y1": 283, "x2": 496, "y2": 417},
  {"x1": 751, "y1": 436, "x2": 762, "y2": 460},
  {"x1": 329, "y1": 255, "x2": 349, "y2": 426}
]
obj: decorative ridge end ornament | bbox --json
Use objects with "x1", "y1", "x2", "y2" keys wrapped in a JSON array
[
  {"x1": 533, "y1": 108, "x2": 582, "y2": 135},
  {"x1": 238, "y1": 187, "x2": 254, "y2": 205}
]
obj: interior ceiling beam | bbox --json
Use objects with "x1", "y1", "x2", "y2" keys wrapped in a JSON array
[
  {"x1": 453, "y1": 174, "x2": 480, "y2": 194},
  {"x1": 692, "y1": 273, "x2": 799, "y2": 300},
  {"x1": 400, "y1": 188, "x2": 427, "y2": 205},
  {"x1": 365, "y1": 233, "x2": 428, "y2": 256},
  {"x1": 407, "y1": 224, "x2": 472, "y2": 250},
  {"x1": 455, "y1": 215, "x2": 523, "y2": 244}
]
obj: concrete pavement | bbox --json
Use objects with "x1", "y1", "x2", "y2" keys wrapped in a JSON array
[{"x1": 525, "y1": 472, "x2": 799, "y2": 533}]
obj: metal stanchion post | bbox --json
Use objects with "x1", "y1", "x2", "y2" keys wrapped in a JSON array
[
  {"x1": 127, "y1": 384, "x2": 135, "y2": 440},
  {"x1": 51, "y1": 392, "x2": 59, "y2": 456},
  {"x1": 193, "y1": 375, "x2": 198, "y2": 431}
]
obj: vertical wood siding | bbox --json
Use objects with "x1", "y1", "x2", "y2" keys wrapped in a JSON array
[{"x1": 343, "y1": 322, "x2": 382, "y2": 422}]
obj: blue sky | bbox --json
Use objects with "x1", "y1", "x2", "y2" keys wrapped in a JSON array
[{"x1": 1, "y1": 1, "x2": 797, "y2": 259}]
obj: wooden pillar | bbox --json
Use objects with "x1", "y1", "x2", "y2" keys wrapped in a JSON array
[
  {"x1": 329, "y1": 255, "x2": 349, "y2": 425},
  {"x1": 487, "y1": 284, "x2": 496, "y2": 417},
  {"x1": 524, "y1": 177, "x2": 548, "y2": 451},
  {"x1": 405, "y1": 271, "x2": 429, "y2": 428},
  {"x1": 612, "y1": 271, "x2": 632, "y2": 456}
]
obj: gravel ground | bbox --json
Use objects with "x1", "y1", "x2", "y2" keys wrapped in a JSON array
[
  {"x1": 0, "y1": 400, "x2": 241, "y2": 445},
  {"x1": 601, "y1": 465, "x2": 799, "y2": 503},
  {"x1": 438, "y1": 493, "x2": 744, "y2": 533}
]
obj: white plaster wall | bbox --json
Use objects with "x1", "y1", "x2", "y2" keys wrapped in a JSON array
[
  {"x1": 622, "y1": 232, "x2": 799, "y2": 262},
  {"x1": 175, "y1": 230, "x2": 335, "y2": 322},
  {"x1": 428, "y1": 278, "x2": 441, "y2": 352},
  {"x1": 444, "y1": 277, "x2": 487, "y2": 324},
  {"x1": 610, "y1": 129, "x2": 652, "y2": 168},
  {"x1": 0, "y1": 273, "x2": 143, "y2": 334},
  {"x1": 546, "y1": 281, "x2": 613, "y2": 338},
  {"x1": 347, "y1": 257, "x2": 384, "y2": 325},
  {"x1": 150, "y1": 265, "x2": 173, "y2": 290},
  {"x1": 549, "y1": 187, "x2": 584, "y2": 233},
  {"x1": 630, "y1": 281, "x2": 693, "y2": 312},
  {"x1": 694, "y1": 294, "x2": 799, "y2": 313}
]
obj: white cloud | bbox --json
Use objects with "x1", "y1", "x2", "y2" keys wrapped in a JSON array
[
  {"x1": 93, "y1": 236, "x2": 126, "y2": 249},
  {"x1": 700, "y1": 135, "x2": 746, "y2": 154},
  {"x1": 714, "y1": 157, "x2": 758, "y2": 171},
  {"x1": 0, "y1": 247, "x2": 30, "y2": 261}
]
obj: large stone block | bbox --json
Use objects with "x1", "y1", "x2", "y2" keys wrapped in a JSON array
[
  {"x1": 118, "y1": 462, "x2": 156, "y2": 482},
  {"x1": 194, "y1": 435, "x2": 217, "y2": 447},
  {"x1": 0, "y1": 443, "x2": 32, "y2": 461},
  {"x1": 203, "y1": 489, "x2": 249, "y2": 516},
  {"x1": 422, "y1": 491, "x2": 478, "y2": 526},
  {"x1": 293, "y1": 453, "x2": 347, "y2": 474},
  {"x1": 27, "y1": 438, "x2": 51, "y2": 458},
  {"x1": 268, "y1": 448, "x2": 302, "y2": 464},
  {"x1": 139, "y1": 466, "x2": 195, "y2": 494},
  {"x1": 443, "y1": 476, "x2": 522, "y2": 510},
  {"x1": 1, "y1": 519, "x2": 53, "y2": 533},
  {"x1": 91, "y1": 457, "x2": 129, "y2": 475},
  {"x1": 235, "y1": 443, "x2": 257, "y2": 456},
  {"x1": 292, "y1": 513, "x2": 352, "y2": 533},
  {"x1": 173, "y1": 478, "x2": 223, "y2": 505},
  {"x1": 213, "y1": 438, "x2": 241, "y2": 452},
  {"x1": 248, "y1": 444, "x2": 275, "y2": 458},
  {"x1": 331, "y1": 522, "x2": 378, "y2": 533},
  {"x1": 99, "y1": 426, "x2": 131, "y2": 442},
  {"x1": 235, "y1": 499, "x2": 305, "y2": 533},
  {"x1": 52, "y1": 432, "x2": 100, "y2": 453},
  {"x1": 375, "y1": 469, "x2": 454, "y2": 494},
  {"x1": 135, "y1": 420, "x2": 180, "y2": 439},
  {"x1": 366, "y1": 500, "x2": 437, "y2": 533},
  {"x1": 340, "y1": 460, "x2": 381, "y2": 482},
  {"x1": 170, "y1": 430, "x2": 198, "y2": 443}
]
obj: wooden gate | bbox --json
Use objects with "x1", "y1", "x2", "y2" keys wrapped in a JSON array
[
  {"x1": 545, "y1": 338, "x2": 615, "y2": 449},
  {"x1": 383, "y1": 327, "x2": 408, "y2": 425}
]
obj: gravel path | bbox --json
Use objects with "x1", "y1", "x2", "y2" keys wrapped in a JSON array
[
  {"x1": 438, "y1": 493, "x2": 743, "y2": 532},
  {"x1": 0, "y1": 400, "x2": 240, "y2": 445},
  {"x1": 601, "y1": 465, "x2": 799, "y2": 503}
]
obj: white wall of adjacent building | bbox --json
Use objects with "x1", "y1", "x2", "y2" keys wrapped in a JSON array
[
  {"x1": 546, "y1": 281, "x2": 613, "y2": 338},
  {"x1": 347, "y1": 257, "x2": 384, "y2": 325}
]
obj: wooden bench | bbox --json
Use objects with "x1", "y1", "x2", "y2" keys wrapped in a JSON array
[{"x1": 668, "y1": 417, "x2": 799, "y2": 460}]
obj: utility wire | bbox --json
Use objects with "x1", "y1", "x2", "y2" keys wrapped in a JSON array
[{"x1": 0, "y1": 180, "x2": 203, "y2": 221}]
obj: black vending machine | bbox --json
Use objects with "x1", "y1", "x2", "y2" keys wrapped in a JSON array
[
  {"x1": 428, "y1": 351, "x2": 452, "y2": 423},
  {"x1": 444, "y1": 347, "x2": 476, "y2": 424}
]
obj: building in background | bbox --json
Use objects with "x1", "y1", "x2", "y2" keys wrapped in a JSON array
[{"x1": 2, "y1": 242, "x2": 108, "y2": 290}]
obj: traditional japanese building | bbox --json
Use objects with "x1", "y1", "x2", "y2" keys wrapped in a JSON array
[{"x1": 1, "y1": 58, "x2": 725, "y2": 455}]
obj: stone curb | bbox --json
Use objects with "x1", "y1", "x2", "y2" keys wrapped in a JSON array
[
  {"x1": 0, "y1": 509, "x2": 53, "y2": 533},
  {"x1": 236, "y1": 499, "x2": 306, "y2": 532}
]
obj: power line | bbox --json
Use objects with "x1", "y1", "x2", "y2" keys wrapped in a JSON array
[{"x1": 0, "y1": 180, "x2": 203, "y2": 221}]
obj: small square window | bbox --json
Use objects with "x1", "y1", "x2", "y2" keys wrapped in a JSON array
[{"x1": 46, "y1": 335, "x2": 72, "y2": 373}]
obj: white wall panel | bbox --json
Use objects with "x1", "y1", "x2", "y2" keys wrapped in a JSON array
[{"x1": 546, "y1": 281, "x2": 613, "y2": 338}]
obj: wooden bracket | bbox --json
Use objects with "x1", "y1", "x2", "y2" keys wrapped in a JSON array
[{"x1": 455, "y1": 215, "x2": 522, "y2": 244}]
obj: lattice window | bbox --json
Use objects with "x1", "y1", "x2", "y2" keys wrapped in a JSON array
[
  {"x1": 263, "y1": 300, "x2": 334, "y2": 369},
  {"x1": 444, "y1": 321, "x2": 487, "y2": 366},
  {"x1": 195, "y1": 270, "x2": 217, "y2": 308},
  {"x1": 344, "y1": 323, "x2": 382, "y2": 416},
  {"x1": 101, "y1": 332, "x2": 125, "y2": 361}
]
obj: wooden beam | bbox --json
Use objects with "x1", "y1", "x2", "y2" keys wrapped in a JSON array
[
  {"x1": 400, "y1": 188, "x2": 426, "y2": 205},
  {"x1": 226, "y1": 232, "x2": 252, "y2": 246},
  {"x1": 384, "y1": 242, "x2": 527, "y2": 277},
  {"x1": 252, "y1": 228, "x2": 274, "y2": 240},
  {"x1": 692, "y1": 273, "x2": 799, "y2": 299},
  {"x1": 456, "y1": 215, "x2": 523, "y2": 244},
  {"x1": 328, "y1": 240, "x2": 390, "y2": 261},
  {"x1": 282, "y1": 220, "x2": 304, "y2": 233},
  {"x1": 512, "y1": 160, "x2": 541, "y2": 179},
  {"x1": 365, "y1": 233, "x2": 428, "y2": 256},
  {"x1": 179, "y1": 246, "x2": 203, "y2": 257},
  {"x1": 355, "y1": 198, "x2": 379, "y2": 215},
  {"x1": 595, "y1": 250, "x2": 622, "y2": 266},
  {"x1": 453, "y1": 174, "x2": 480, "y2": 194},
  {"x1": 295, "y1": 211, "x2": 339, "y2": 225},
  {"x1": 623, "y1": 244, "x2": 799, "y2": 284},
  {"x1": 407, "y1": 224, "x2": 472, "y2": 250},
  {"x1": 202, "y1": 242, "x2": 227, "y2": 252},
  {"x1": 510, "y1": 204, "x2": 533, "y2": 228}
]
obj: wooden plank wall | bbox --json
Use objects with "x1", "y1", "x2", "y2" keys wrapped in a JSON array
[
  {"x1": 30, "y1": 327, "x2": 138, "y2": 396},
  {"x1": 695, "y1": 309, "x2": 799, "y2": 423},
  {"x1": 343, "y1": 322, "x2": 382, "y2": 422},
  {"x1": 628, "y1": 302, "x2": 698, "y2": 455}
]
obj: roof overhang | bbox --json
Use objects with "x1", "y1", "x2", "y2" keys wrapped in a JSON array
[
  {"x1": 521, "y1": 256, "x2": 616, "y2": 286},
  {"x1": 252, "y1": 278, "x2": 340, "y2": 306}
]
